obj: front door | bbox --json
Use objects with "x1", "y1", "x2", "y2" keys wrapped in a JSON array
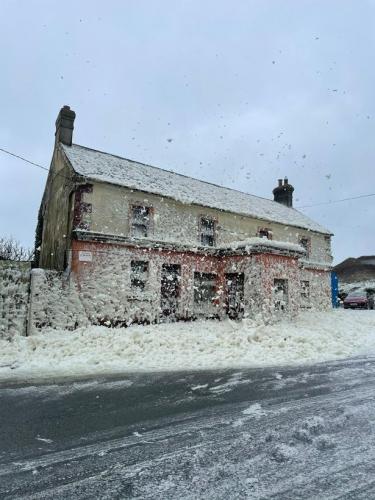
[
  {"x1": 161, "y1": 264, "x2": 181, "y2": 319},
  {"x1": 225, "y1": 273, "x2": 244, "y2": 319}
]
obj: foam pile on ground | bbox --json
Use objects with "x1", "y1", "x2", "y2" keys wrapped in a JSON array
[{"x1": 1, "y1": 310, "x2": 374, "y2": 381}]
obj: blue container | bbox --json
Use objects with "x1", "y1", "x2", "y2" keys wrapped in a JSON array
[{"x1": 331, "y1": 271, "x2": 339, "y2": 308}]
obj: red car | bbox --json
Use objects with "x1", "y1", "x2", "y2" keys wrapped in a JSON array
[{"x1": 343, "y1": 290, "x2": 374, "y2": 309}]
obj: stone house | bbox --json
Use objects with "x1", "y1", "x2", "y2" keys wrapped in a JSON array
[{"x1": 35, "y1": 106, "x2": 333, "y2": 325}]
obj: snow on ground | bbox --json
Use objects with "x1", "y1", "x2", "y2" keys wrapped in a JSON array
[{"x1": 0, "y1": 310, "x2": 374, "y2": 381}]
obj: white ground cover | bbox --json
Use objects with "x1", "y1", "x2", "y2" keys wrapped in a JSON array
[{"x1": 0, "y1": 310, "x2": 374, "y2": 381}]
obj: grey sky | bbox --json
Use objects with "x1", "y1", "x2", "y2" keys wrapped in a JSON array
[{"x1": 1, "y1": 0, "x2": 374, "y2": 264}]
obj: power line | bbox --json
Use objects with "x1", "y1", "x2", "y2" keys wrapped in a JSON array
[
  {"x1": 296, "y1": 192, "x2": 375, "y2": 209},
  {"x1": 0, "y1": 146, "x2": 76, "y2": 184},
  {"x1": 1, "y1": 145, "x2": 374, "y2": 210},
  {"x1": 0, "y1": 147, "x2": 49, "y2": 172}
]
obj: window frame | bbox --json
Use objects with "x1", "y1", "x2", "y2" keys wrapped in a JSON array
[
  {"x1": 257, "y1": 227, "x2": 273, "y2": 240},
  {"x1": 73, "y1": 184, "x2": 93, "y2": 231},
  {"x1": 299, "y1": 236, "x2": 311, "y2": 257},
  {"x1": 193, "y1": 272, "x2": 217, "y2": 304},
  {"x1": 301, "y1": 280, "x2": 310, "y2": 299},
  {"x1": 273, "y1": 278, "x2": 289, "y2": 311},
  {"x1": 300, "y1": 280, "x2": 311, "y2": 308},
  {"x1": 199, "y1": 216, "x2": 217, "y2": 247},
  {"x1": 130, "y1": 260, "x2": 149, "y2": 291},
  {"x1": 130, "y1": 204, "x2": 152, "y2": 238}
]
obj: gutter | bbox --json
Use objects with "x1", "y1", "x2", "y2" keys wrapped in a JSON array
[{"x1": 73, "y1": 230, "x2": 307, "y2": 259}]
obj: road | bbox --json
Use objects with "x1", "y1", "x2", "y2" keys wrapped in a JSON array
[{"x1": 1, "y1": 357, "x2": 375, "y2": 499}]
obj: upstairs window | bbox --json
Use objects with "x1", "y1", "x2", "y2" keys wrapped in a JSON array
[
  {"x1": 299, "y1": 237, "x2": 310, "y2": 257},
  {"x1": 200, "y1": 217, "x2": 215, "y2": 246},
  {"x1": 324, "y1": 235, "x2": 333, "y2": 258},
  {"x1": 130, "y1": 260, "x2": 149, "y2": 290},
  {"x1": 73, "y1": 184, "x2": 93, "y2": 231},
  {"x1": 258, "y1": 227, "x2": 272, "y2": 239},
  {"x1": 131, "y1": 206, "x2": 150, "y2": 238}
]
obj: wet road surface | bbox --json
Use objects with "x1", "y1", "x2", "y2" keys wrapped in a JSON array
[{"x1": 1, "y1": 357, "x2": 375, "y2": 499}]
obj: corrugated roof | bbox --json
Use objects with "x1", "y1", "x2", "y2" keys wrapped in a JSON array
[{"x1": 61, "y1": 143, "x2": 331, "y2": 234}]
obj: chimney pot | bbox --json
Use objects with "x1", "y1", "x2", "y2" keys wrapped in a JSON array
[
  {"x1": 55, "y1": 105, "x2": 76, "y2": 146},
  {"x1": 273, "y1": 177, "x2": 294, "y2": 207}
]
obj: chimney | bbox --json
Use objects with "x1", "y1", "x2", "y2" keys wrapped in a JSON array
[
  {"x1": 55, "y1": 105, "x2": 76, "y2": 146},
  {"x1": 273, "y1": 177, "x2": 294, "y2": 207}
]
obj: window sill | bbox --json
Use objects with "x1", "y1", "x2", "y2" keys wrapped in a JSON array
[{"x1": 127, "y1": 292, "x2": 153, "y2": 301}]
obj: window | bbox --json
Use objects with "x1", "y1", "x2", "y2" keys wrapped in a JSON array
[
  {"x1": 301, "y1": 280, "x2": 310, "y2": 299},
  {"x1": 161, "y1": 265, "x2": 181, "y2": 299},
  {"x1": 130, "y1": 260, "x2": 149, "y2": 290},
  {"x1": 274, "y1": 279, "x2": 288, "y2": 311},
  {"x1": 131, "y1": 206, "x2": 150, "y2": 238},
  {"x1": 301, "y1": 281, "x2": 310, "y2": 306},
  {"x1": 258, "y1": 227, "x2": 272, "y2": 239},
  {"x1": 194, "y1": 272, "x2": 216, "y2": 303},
  {"x1": 73, "y1": 184, "x2": 93, "y2": 231},
  {"x1": 226, "y1": 273, "x2": 245, "y2": 318},
  {"x1": 200, "y1": 217, "x2": 215, "y2": 246},
  {"x1": 299, "y1": 237, "x2": 310, "y2": 257}
]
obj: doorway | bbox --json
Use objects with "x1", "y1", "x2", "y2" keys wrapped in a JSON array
[
  {"x1": 161, "y1": 264, "x2": 181, "y2": 319},
  {"x1": 225, "y1": 273, "x2": 244, "y2": 319}
]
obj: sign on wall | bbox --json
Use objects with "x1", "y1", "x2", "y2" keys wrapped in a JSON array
[{"x1": 78, "y1": 251, "x2": 93, "y2": 262}]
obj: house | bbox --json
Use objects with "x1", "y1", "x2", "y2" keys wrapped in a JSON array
[{"x1": 35, "y1": 106, "x2": 333, "y2": 325}]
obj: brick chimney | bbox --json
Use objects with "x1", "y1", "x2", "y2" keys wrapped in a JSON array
[
  {"x1": 55, "y1": 105, "x2": 76, "y2": 146},
  {"x1": 273, "y1": 177, "x2": 294, "y2": 207}
]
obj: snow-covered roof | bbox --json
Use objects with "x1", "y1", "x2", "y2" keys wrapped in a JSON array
[
  {"x1": 61, "y1": 143, "x2": 331, "y2": 235},
  {"x1": 219, "y1": 237, "x2": 306, "y2": 254}
]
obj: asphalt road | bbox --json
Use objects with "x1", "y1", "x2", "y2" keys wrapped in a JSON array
[{"x1": 1, "y1": 357, "x2": 375, "y2": 499}]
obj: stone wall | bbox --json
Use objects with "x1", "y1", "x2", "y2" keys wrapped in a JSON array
[
  {"x1": 70, "y1": 241, "x2": 330, "y2": 326},
  {"x1": 28, "y1": 269, "x2": 88, "y2": 335},
  {"x1": 300, "y1": 267, "x2": 331, "y2": 311},
  {"x1": 0, "y1": 261, "x2": 31, "y2": 339},
  {"x1": 256, "y1": 253, "x2": 301, "y2": 318},
  {"x1": 71, "y1": 241, "x2": 224, "y2": 325},
  {"x1": 36, "y1": 146, "x2": 75, "y2": 271},
  {"x1": 1, "y1": 249, "x2": 332, "y2": 338}
]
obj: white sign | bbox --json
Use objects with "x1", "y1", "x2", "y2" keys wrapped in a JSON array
[{"x1": 78, "y1": 251, "x2": 93, "y2": 262}]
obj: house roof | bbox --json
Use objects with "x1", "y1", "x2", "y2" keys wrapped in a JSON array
[{"x1": 61, "y1": 143, "x2": 332, "y2": 235}]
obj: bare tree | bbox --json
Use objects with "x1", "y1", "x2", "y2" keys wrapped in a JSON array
[{"x1": 0, "y1": 236, "x2": 34, "y2": 262}]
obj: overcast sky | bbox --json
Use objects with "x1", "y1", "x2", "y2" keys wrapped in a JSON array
[{"x1": 1, "y1": 0, "x2": 374, "y2": 264}]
